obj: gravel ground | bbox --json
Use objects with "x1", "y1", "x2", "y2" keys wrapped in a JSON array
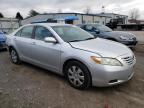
[{"x1": 0, "y1": 32, "x2": 144, "y2": 108}]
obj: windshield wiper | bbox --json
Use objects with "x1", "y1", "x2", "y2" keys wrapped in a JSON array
[
  {"x1": 84, "y1": 37, "x2": 96, "y2": 40},
  {"x1": 69, "y1": 40, "x2": 83, "y2": 42},
  {"x1": 69, "y1": 37, "x2": 96, "y2": 42}
]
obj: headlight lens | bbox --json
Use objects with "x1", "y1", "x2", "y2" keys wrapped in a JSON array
[
  {"x1": 120, "y1": 35, "x2": 130, "y2": 40},
  {"x1": 91, "y1": 56, "x2": 122, "y2": 66}
]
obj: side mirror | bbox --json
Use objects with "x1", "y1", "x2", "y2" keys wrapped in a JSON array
[
  {"x1": 95, "y1": 30, "x2": 100, "y2": 34},
  {"x1": 44, "y1": 37, "x2": 57, "y2": 43}
]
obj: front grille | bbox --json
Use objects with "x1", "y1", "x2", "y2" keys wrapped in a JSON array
[
  {"x1": 122, "y1": 56, "x2": 135, "y2": 65},
  {"x1": 125, "y1": 41, "x2": 137, "y2": 45}
]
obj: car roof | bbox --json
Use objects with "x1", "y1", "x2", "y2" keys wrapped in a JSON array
[
  {"x1": 23, "y1": 23, "x2": 72, "y2": 27},
  {"x1": 77, "y1": 23, "x2": 100, "y2": 26}
]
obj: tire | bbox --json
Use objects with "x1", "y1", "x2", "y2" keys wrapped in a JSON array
[
  {"x1": 64, "y1": 61, "x2": 92, "y2": 90},
  {"x1": 10, "y1": 48, "x2": 21, "y2": 64}
]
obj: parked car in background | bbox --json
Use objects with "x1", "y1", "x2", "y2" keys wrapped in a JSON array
[
  {"x1": 77, "y1": 24, "x2": 137, "y2": 47},
  {"x1": 0, "y1": 32, "x2": 7, "y2": 50},
  {"x1": 6, "y1": 23, "x2": 136, "y2": 89}
]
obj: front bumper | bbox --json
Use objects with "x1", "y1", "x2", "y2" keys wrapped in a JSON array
[
  {"x1": 120, "y1": 40, "x2": 138, "y2": 47},
  {"x1": 91, "y1": 66, "x2": 134, "y2": 87},
  {"x1": 88, "y1": 55, "x2": 136, "y2": 87}
]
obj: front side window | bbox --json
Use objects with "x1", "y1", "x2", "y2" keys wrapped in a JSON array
[
  {"x1": 21, "y1": 26, "x2": 34, "y2": 38},
  {"x1": 52, "y1": 26, "x2": 95, "y2": 42},
  {"x1": 93, "y1": 25, "x2": 112, "y2": 32},
  {"x1": 15, "y1": 29, "x2": 22, "y2": 37},
  {"x1": 35, "y1": 26, "x2": 53, "y2": 41}
]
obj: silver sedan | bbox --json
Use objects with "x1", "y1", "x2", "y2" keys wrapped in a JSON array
[{"x1": 6, "y1": 23, "x2": 136, "y2": 89}]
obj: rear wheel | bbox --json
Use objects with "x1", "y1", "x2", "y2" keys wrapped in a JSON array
[
  {"x1": 64, "y1": 61, "x2": 91, "y2": 90},
  {"x1": 10, "y1": 48, "x2": 21, "y2": 64}
]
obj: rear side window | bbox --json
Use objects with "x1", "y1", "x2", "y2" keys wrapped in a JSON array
[
  {"x1": 34, "y1": 26, "x2": 53, "y2": 41},
  {"x1": 21, "y1": 26, "x2": 34, "y2": 38}
]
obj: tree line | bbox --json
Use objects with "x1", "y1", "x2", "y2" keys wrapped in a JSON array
[
  {"x1": 0, "y1": 9, "x2": 40, "y2": 20},
  {"x1": 0, "y1": 8, "x2": 141, "y2": 21}
]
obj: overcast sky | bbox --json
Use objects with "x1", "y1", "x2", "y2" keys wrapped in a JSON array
[{"x1": 0, "y1": 0, "x2": 144, "y2": 19}]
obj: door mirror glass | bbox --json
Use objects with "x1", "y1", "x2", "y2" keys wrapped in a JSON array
[{"x1": 44, "y1": 37, "x2": 57, "y2": 43}]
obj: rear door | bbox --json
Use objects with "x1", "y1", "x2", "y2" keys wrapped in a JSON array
[
  {"x1": 14, "y1": 26, "x2": 35, "y2": 61},
  {"x1": 30, "y1": 26, "x2": 61, "y2": 73}
]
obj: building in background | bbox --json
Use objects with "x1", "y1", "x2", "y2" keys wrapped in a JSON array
[
  {"x1": 21, "y1": 13, "x2": 112, "y2": 25},
  {"x1": 0, "y1": 13, "x2": 128, "y2": 33},
  {"x1": 98, "y1": 13, "x2": 128, "y2": 24},
  {"x1": 0, "y1": 18, "x2": 19, "y2": 33}
]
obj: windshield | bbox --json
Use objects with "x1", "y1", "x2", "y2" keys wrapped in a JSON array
[
  {"x1": 93, "y1": 25, "x2": 112, "y2": 32},
  {"x1": 52, "y1": 26, "x2": 95, "y2": 42}
]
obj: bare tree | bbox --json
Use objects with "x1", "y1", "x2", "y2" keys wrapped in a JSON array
[
  {"x1": 129, "y1": 8, "x2": 140, "y2": 20},
  {"x1": 84, "y1": 6, "x2": 92, "y2": 14},
  {"x1": 15, "y1": 12, "x2": 23, "y2": 27},
  {"x1": 15, "y1": 12, "x2": 23, "y2": 20}
]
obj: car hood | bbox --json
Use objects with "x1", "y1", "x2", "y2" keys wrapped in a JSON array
[
  {"x1": 101, "y1": 31, "x2": 136, "y2": 39},
  {"x1": 70, "y1": 38, "x2": 133, "y2": 58}
]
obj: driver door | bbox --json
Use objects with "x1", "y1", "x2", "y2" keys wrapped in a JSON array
[{"x1": 30, "y1": 26, "x2": 61, "y2": 73}]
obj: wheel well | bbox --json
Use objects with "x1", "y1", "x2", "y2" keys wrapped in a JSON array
[
  {"x1": 63, "y1": 59, "x2": 79, "y2": 71},
  {"x1": 8, "y1": 46, "x2": 14, "y2": 54},
  {"x1": 63, "y1": 59, "x2": 84, "y2": 73},
  {"x1": 63, "y1": 59, "x2": 90, "y2": 74}
]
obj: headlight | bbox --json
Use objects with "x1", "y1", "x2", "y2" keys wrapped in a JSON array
[
  {"x1": 91, "y1": 56, "x2": 122, "y2": 66},
  {"x1": 120, "y1": 35, "x2": 130, "y2": 40}
]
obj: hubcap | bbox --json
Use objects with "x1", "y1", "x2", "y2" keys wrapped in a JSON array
[
  {"x1": 68, "y1": 66, "x2": 84, "y2": 86},
  {"x1": 11, "y1": 50, "x2": 17, "y2": 63}
]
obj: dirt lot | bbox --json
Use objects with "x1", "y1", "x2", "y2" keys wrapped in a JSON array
[{"x1": 0, "y1": 32, "x2": 144, "y2": 108}]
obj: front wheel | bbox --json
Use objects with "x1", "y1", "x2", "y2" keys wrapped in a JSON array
[
  {"x1": 10, "y1": 48, "x2": 21, "y2": 64},
  {"x1": 64, "y1": 61, "x2": 92, "y2": 90}
]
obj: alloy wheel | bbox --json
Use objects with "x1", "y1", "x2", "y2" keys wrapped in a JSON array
[
  {"x1": 67, "y1": 66, "x2": 85, "y2": 87},
  {"x1": 11, "y1": 50, "x2": 18, "y2": 63}
]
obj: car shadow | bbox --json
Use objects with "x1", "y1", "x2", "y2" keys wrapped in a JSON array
[{"x1": 21, "y1": 61, "x2": 66, "y2": 82}]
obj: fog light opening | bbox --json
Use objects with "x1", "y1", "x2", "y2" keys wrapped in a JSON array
[{"x1": 109, "y1": 79, "x2": 118, "y2": 84}]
